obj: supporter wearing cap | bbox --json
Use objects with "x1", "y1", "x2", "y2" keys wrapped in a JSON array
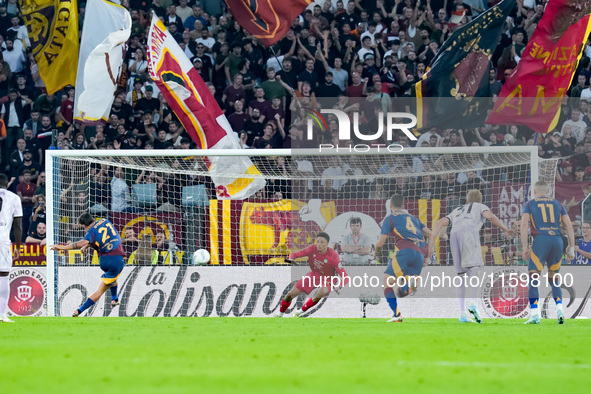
[
  {"x1": 362, "y1": 53, "x2": 380, "y2": 80},
  {"x1": 126, "y1": 77, "x2": 145, "y2": 108},
  {"x1": 17, "y1": 148, "x2": 41, "y2": 183},
  {"x1": 192, "y1": 55, "x2": 211, "y2": 82},
  {"x1": 315, "y1": 71, "x2": 342, "y2": 98},
  {"x1": 134, "y1": 85, "x2": 160, "y2": 117},
  {"x1": 539, "y1": 130, "x2": 563, "y2": 158}
]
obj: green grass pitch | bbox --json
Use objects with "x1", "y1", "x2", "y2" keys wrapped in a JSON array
[{"x1": 2, "y1": 318, "x2": 591, "y2": 393}]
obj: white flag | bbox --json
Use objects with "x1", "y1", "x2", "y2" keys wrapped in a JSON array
[{"x1": 74, "y1": 0, "x2": 131, "y2": 124}]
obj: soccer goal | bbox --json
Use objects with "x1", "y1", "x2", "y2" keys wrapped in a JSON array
[{"x1": 45, "y1": 146, "x2": 557, "y2": 317}]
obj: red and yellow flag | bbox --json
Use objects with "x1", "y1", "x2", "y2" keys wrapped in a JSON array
[
  {"x1": 225, "y1": 0, "x2": 311, "y2": 47},
  {"x1": 487, "y1": 0, "x2": 591, "y2": 133},
  {"x1": 147, "y1": 16, "x2": 266, "y2": 200}
]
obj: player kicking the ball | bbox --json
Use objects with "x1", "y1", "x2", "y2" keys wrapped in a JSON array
[
  {"x1": 375, "y1": 195, "x2": 432, "y2": 323},
  {"x1": 50, "y1": 213, "x2": 125, "y2": 317},
  {"x1": 521, "y1": 181, "x2": 575, "y2": 324},
  {"x1": 275, "y1": 232, "x2": 349, "y2": 317},
  {"x1": 428, "y1": 189, "x2": 513, "y2": 323}
]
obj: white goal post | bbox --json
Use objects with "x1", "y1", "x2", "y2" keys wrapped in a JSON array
[{"x1": 45, "y1": 146, "x2": 554, "y2": 317}]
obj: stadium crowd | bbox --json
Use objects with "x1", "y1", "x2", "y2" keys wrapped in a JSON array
[{"x1": 0, "y1": 0, "x2": 590, "y2": 243}]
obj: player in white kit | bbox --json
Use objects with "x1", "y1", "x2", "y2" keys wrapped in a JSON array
[
  {"x1": 428, "y1": 190, "x2": 513, "y2": 323},
  {"x1": 0, "y1": 173, "x2": 23, "y2": 323}
]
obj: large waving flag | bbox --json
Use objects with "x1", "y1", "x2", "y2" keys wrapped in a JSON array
[
  {"x1": 414, "y1": 0, "x2": 516, "y2": 129},
  {"x1": 225, "y1": 0, "x2": 311, "y2": 47},
  {"x1": 487, "y1": 0, "x2": 591, "y2": 133},
  {"x1": 147, "y1": 16, "x2": 266, "y2": 200},
  {"x1": 74, "y1": 0, "x2": 131, "y2": 125},
  {"x1": 21, "y1": 0, "x2": 79, "y2": 94}
]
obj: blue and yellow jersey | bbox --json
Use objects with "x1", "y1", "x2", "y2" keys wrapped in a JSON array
[
  {"x1": 522, "y1": 197, "x2": 567, "y2": 237},
  {"x1": 83, "y1": 218, "x2": 125, "y2": 257},
  {"x1": 381, "y1": 210, "x2": 428, "y2": 256}
]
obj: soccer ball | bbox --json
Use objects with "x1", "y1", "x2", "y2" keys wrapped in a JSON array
[{"x1": 192, "y1": 249, "x2": 211, "y2": 265}]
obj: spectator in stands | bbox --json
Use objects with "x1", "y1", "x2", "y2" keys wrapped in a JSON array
[
  {"x1": 562, "y1": 108, "x2": 587, "y2": 143},
  {"x1": 128, "y1": 48, "x2": 148, "y2": 88},
  {"x1": 227, "y1": 100, "x2": 250, "y2": 133},
  {"x1": 25, "y1": 222, "x2": 46, "y2": 246},
  {"x1": 238, "y1": 131, "x2": 249, "y2": 149},
  {"x1": 23, "y1": 109, "x2": 41, "y2": 137},
  {"x1": 243, "y1": 108, "x2": 265, "y2": 146},
  {"x1": 135, "y1": 85, "x2": 160, "y2": 117},
  {"x1": 263, "y1": 97, "x2": 286, "y2": 127},
  {"x1": 17, "y1": 169, "x2": 36, "y2": 241},
  {"x1": 248, "y1": 87, "x2": 271, "y2": 120},
  {"x1": 16, "y1": 148, "x2": 41, "y2": 183},
  {"x1": 35, "y1": 171, "x2": 46, "y2": 197},
  {"x1": 222, "y1": 73, "x2": 245, "y2": 115},
  {"x1": 340, "y1": 216, "x2": 373, "y2": 265},
  {"x1": 30, "y1": 194, "x2": 46, "y2": 229},
  {"x1": 224, "y1": 42, "x2": 243, "y2": 84},
  {"x1": 127, "y1": 78, "x2": 146, "y2": 109},
  {"x1": 122, "y1": 228, "x2": 140, "y2": 258},
  {"x1": 153, "y1": 129, "x2": 172, "y2": 150},
  {"x1": 315, "y1": 71, "x2": 342, "y2": 98},
  {"x1": 252, "y1": 122, "x2": 284, "y2": 149},
  {"x1": 56, "y1": 86, "x2": 75, "y2": 128},
  {"x1": 1, "y1": 89, "x2": 29, "y2": 152},
  {"x1": 3, "y1": 37, "x2": 26, "y2": 74},
  {"x1": 33, "y1": 91, "x2": 59, "y2": 116},
  {"x1": 111, "y1": 166, "x2": 133, "y2": 213},
  {"x1": 111, "y1": 94, "x2": 133, "y2": 127},
  {"x1": 89, "y1": 167, "x2": 110, "y2": 215},
  {"x1": 0, "y1": 61, "x2": 11, "y2": 99},
  {"x1": 8, "y1": 137, "x2": 25, "y2": 181},
  {"x1": 153, "y1": 231, "x2": 169, "y2": 253},
  {"x1": 297, "y1": 58, "x2": 319, "y2": 90},
  {"x1": 261, "y1": 68, "x2": 287, "y2": 107}
]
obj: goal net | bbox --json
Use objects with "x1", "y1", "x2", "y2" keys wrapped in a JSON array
[{"x1": 46, "y1": 146, "x2": 558, "y2": 317}]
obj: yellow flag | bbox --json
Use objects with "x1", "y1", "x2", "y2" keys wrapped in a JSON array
[{"x1": 21, "y1": 0, "x2": 79, "y2": 94}]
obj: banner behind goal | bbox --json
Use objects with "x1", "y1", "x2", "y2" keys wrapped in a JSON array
[{"x1": 45, "y1": 147, "x2": 557, "y2": 316}]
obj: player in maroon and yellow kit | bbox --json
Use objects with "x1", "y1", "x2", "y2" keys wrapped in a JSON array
[{"x1": 275, "y1": 232, "x2": 349, "y2": 317}]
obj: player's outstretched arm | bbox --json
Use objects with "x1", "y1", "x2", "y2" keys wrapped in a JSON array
[
  {"x1": 561, "y1": 214, "x2": 576, "y2": 261},
  {"x1": 50, "y1": 239, "x2": 90, "y2": 251},
  {"x1": 520, "y1": 213, "x2": 531, "y2": 261},
  {"x1": 428, "y1": 217, "x2": 450, "y2": 256},
  {"x1": 483, "y1": 210, "x2": 514, "y2": 237}
]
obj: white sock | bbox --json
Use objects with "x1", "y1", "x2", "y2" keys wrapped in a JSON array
[
  {"x1": 457, "y1": 283, "x2": 466, "y2": 315},
  {"x1": 556, "y1": 303, "x2": 563, "y2": 312},
  {"x1": 0, "y1": 276, "x2": 9, "y2": 318},
  {"x1": 531, "y1": 307, "x2": 540, "y2": 316}
]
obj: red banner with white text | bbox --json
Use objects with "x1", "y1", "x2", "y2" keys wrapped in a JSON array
[{"x1": 487, "y1": 0, "x2": 591, "y2": 132}]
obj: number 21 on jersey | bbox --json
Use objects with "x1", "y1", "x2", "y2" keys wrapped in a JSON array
[{"x1": 98, "y1": 223, "x2": 117, "y2": 243}]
